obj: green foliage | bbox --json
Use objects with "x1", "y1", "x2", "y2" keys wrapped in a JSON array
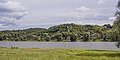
[
  {"x1": 82, "y1": 32, "x2": 90, "y2": 41},
  {"x1": 0, "y1": 23, "x2": 113, "y2": 42},
  {"x1": 114, "y1": 17, "x2": 120, "y2": 47},
  {"x1": 114, "y1": 0, "x2": 120, "y2": 48}
]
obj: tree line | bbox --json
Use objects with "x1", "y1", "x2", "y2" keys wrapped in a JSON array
[{"x1": 0, "y1": 23, "x2": 116, "y2": 42}]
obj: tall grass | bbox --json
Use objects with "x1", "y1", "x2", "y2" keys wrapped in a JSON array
[{"x1": 0, "y1": 48, "x2": 120, "y2": 60}]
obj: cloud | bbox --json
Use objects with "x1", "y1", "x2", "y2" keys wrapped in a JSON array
[
  {"x1": 76, "y1": 6, "x2": 91, "y2": 11},
  {"x1": 76, "y1": 6, "x2": 101, "y2": 19},
  {"x1": 0, "y1": 0, "x2": 28, "y2": 26},
  {"x1": 97, "y1": 0, "x2": 105, "y2": 4},
  {"x1": 108, "y1": 17, "x2": 116, "y2": 21},
  {"x1": 0, "y1": 0, "x2": 114, "y2": 30},
  {"x1": 45, "y1": 6, "x2": 112, "y2": 26}
]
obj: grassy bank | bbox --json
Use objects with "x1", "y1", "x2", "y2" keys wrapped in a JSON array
[{"x1": 0, "y1": 48, "x2": 120, "y2": 60}]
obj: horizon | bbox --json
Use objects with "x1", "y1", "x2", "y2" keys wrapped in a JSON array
[
  {"x1": 0, "y1": 0, "x2": 117, "y2": 30},
  {"x1": 0, "y1": 23, "x2": 112, "y2": 31}
]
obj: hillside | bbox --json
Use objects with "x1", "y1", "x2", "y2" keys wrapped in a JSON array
[{"x1": 0, "y1": 23, "x2": 116, "y2": 42}]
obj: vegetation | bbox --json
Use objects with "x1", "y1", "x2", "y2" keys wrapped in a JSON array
[
  {"x1": 0, "y1": 23, "x2": 115, "y2": 42},
  {"x1": 0, "y1": 48, "x2": 120, "y2": 60},
  {"x1": 114, "y1": 0, "x2": 120, "y2": 47}
]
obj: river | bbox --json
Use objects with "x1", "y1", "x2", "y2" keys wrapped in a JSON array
[{"x1": 0, "y1": 42, "x2": 120, "y2": 51}]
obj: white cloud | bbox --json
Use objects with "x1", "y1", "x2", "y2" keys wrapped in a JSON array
[
  {"x1": 108, "y1": 17, "x2": 116, "y2": 20},
  {"x1": 76, "y1": 6, "x2": 91, "y2": 11},
  {"x1": 0, "y1": 0, "x2": 28, "y2": 26},
  {"x1": 76, "y1": 6, "x2": 101, "y2": 18},
  {"x1": 97, "y1": 0, "x2": 105, "y2": 4},
  {"x1": 57, "y1": 6, "x2": 100, "y2": 19}
]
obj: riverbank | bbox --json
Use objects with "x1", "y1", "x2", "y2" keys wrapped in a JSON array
[{"x1": 0, "y1": 48, "x2": 120, "y2": 60}]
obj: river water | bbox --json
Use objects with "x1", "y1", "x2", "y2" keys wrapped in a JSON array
[{"x1": 0, "y1": 42, "x2": 120, "y2": 51}]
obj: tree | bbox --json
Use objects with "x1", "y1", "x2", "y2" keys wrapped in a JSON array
[
  {"x1": 103, "y1": 24, "x2": 112, "y2": 29},
  {"x1": 105, "y1": 29, "x2": 118, "y2": 42},
  {"x1": 0, "y1": 36, "x2": 3, "y2": 41},
  {"x1": 45, "y1": 36, "x2": 51, "y2": 41},
  {"x1": 70, "y1": 33, "x2": 77, "y2": 42},
  {"x1": 114, "y1": 0, "x2": 120, "y2": 48},
  {"x1": 53, "y1": 33, "x2": 63, "y2": 41},
  {"x1": 83, "y1": 32, "x2": 89, "y2": 41},
  {"x1": 103, "y1": 33, "x2": 107, "y2": 41}
]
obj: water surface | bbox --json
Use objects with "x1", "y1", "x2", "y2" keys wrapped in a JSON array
[{"x1": 0, "y1": 42, "x2": 120, "y2": 51}]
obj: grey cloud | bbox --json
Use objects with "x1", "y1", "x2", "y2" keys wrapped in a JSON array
[
  {"x1": 2, "y1": 0, "x2": 116, "y2": 30},
  {"x1": 0, "y1": 0, "x2": 28, "y2": 26}
]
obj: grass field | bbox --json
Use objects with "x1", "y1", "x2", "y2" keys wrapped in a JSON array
[{"x1": 0, "y1": 48, "x2": 120, "y2": 60}]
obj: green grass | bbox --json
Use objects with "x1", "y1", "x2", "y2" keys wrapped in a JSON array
[{"x1": 0, "y1": 48, "x2": 120, "y2": 60}]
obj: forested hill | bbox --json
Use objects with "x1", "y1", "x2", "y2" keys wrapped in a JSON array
[{"x1": 0, "y1": 23, "x2": 117, "y2": 42}]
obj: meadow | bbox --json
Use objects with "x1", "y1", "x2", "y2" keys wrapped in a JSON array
[{"x1": 0, "y1": 47, "x2": 120, "y2": 60}]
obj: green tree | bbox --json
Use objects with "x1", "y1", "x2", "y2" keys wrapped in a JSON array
[
  {"x1": 114, "y1": 0, "x2": 120, "y2": 48},
  {"x1": 103, "y1": 24, "x2": 112, "y2": 29},
  {"x1": 83, "y1": 32, "x2": 90, "y2": 41},
  {"x1": 69, "y1": 33, "x2": 77, "y2": 42},
  {"x1": 53, "y1": 33, "x2": 63, "y2": 41}
]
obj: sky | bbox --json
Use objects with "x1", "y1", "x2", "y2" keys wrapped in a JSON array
[{"x1": 0, "y1": 0, "x2": 117, "y2": 30}]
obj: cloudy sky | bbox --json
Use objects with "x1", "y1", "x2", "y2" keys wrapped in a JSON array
[{"x1": 0, "y1": 0, "x2": 117, "y2": 30}]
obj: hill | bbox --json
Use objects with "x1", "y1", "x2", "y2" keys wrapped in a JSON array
[{"x1": 0, "y1": 23, "x2": 115, "y2": 42}]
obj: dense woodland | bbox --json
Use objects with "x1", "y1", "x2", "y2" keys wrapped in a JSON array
[{"x1": 0, "y1": 23, "x2": 118, "y2": 42}]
